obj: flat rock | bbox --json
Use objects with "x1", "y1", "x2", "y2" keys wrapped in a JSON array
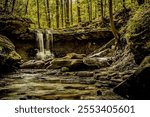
[{"x1": 47, "y1": 58, "x2": 84, "y2": 69}]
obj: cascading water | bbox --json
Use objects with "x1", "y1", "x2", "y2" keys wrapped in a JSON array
[
  {"x1": 36, "y1": 29, "x2": 54, "y2": 60},
  {"x1": 45, "y1": 29, "x2": 54, "y2": 59},
  {"x1": 36, "y1": 30, "x2": 45, "y2": 60}
]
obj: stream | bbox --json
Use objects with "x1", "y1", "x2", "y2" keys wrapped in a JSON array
[{"x1": 0, "y1": 69, "x2": 125, "y2": 100}]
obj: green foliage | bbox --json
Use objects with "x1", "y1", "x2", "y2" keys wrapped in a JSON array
[{"x1": 1, "y1": 0, "x2": 149, "y2": 29}]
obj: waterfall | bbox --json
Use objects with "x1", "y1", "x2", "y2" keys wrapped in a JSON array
[
  {"x1": 36, "y1": 30, "x2": 45, "y2": 60},
  {"x1": 36, "y1": 29, "x2": 54, "y2": 60},
  {"x1": 45, "y1": 29, "x2": 54, "y2": 59}
]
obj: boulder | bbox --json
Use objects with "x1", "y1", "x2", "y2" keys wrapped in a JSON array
[
  {"x1": 61, "y1": 67, "x2": 70, "y2": 72},
  {"x1": 113, "y1": 56, "x2": 150, "y2": 99},
  {"x1": 47, "y1": 58, "x2": 84, "y2": 69},
  {"x1": 63, "y1": 53, "x2": 86, "y2": 59},
  {"x1": 20, "y1": 60, "x2": 45, "y2": 69},
  {"x1": 0, "y1": 35, "x2": 21, "y2": 72},
  {"x1": 83, "y1": 57, "x2": 112, "y2": 68},
  {"x1": 76, "y1": 71, "x2": 94, "y2": 77}
]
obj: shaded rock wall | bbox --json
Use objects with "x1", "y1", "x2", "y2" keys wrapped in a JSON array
[
  {"x1": 124, "y1": 5, "x2": 150, "y2": 64},
  {"x1": 0, "y1": 35, "x2": 21, "y2": 72}
]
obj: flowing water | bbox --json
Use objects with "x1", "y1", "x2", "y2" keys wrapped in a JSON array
[
  {"x1": 0, "y1": 69, "x2": 124, "y2": 100},
  {"x1": 36, "y1": 29, "x2": 54, "y2": 60}
]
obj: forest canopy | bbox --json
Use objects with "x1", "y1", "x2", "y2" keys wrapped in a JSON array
[{"x1": 0, "y1": 0, "x2": 149, "y2": 29}]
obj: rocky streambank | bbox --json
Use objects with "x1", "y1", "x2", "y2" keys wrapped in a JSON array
[
  {"x1": 0, "y1": 35, "x2": 21, "y2": 72},
  {"x1": 0, "y1": 68, "x2": 125, "y2": 100}
]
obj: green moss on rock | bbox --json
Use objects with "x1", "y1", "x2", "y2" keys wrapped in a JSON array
[{"x1": 124, "y1": 5, "x2": 150, "y2": 64}]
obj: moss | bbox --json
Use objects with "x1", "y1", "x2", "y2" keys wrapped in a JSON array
[
  {"x1": 61, "y1": 67, "x2": 70, "y2": 72},
  {"x1": 123, "y1": 5, "x2": 150, "y2": 64},
  {"x1": 8, "y1": 51, "x2": 21, "y2": 61}
]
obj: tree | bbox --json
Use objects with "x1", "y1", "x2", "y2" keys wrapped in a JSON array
[
  {"x1": 25, "y1": 0, "x2": 30, "y2": 15},
  {"x1": 36, "y1": 0, "x2": 41, "y2": 28},
  {"x1": 87, "y1": 0, "x2": 92, "y2": 22},
  {"x1": 60, "y1": 0, "x2": 64, "y2": 27},
  {"x1": 76, "y1": 0, "x2": 81, "y2": 23},
  {"x1": 122, "y1": 0, "x2": 126, "y2": 9},
  {"x1": 11, "y1": 0, "x2": 16, "y2": 13},
  {"x1": 100, "y1": 0, "x2": 104, "y2": 23},
  {"x1": 46, "y1": 0, "x2": 51, "y2": 28},
  {"x1": 109, "y1": 0, "x2": 120, "y2": 45},
  {"x1": 4, "y1": 0, "x2": 9, "y2": 12},
  {"x1": 70, "y1": 0, "x2": 73, "y2": 25},
  {"x1": 56, "y1": 0, "x2": 60, "y2": 28},
  {"x1": 66, "y1": 0, "x2": 70, "y2": 27},
  {"x1": 94, "y1": 0, "x2": 97, "y2": 19},
  {"x1": 64, "y1": 0, "x2": 70, "y2": 27}
]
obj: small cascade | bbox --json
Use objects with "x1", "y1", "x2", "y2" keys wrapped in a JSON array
[
  {"x1": 35, "y1": 29, "x2": 54, "y2": 60},
  {"x1": 36, "y1": 30, "x2": 45, "y2": 60}
]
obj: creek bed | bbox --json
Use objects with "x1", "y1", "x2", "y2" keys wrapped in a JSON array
[{"x1": 0, "y1": 69, "x2": 124, "y2": 100}]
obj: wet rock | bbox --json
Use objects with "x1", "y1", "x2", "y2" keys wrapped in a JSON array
[
  {"x1": 0, "y1": 35, "x2": 21, "y2": 72},
  {"x1": 61, "y1": 67, "x2": 70, "y2": 72},
  {"x1": 114, "y1": 56, "x2": 150, "y2": 99},
  {"x1": 76, "y1": 71, "x2": 94, "y2": 77},
  {"x1": 43, "y1": 70, "x2": 59, "y2": 75},
  {"x1": 20, "y1": 60, "x2": 44, "y2": 69},
  {"x1": 63, "y1": 53, "x2": 86, "y2": 59},
  {"x1": 83, "y1": 57, "x2": 112, "y2": 68},
  {"x1": 47, "y1": 58, "x2": 84, "y2": 69}
]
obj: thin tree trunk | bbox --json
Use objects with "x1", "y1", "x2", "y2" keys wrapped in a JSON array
[
  {"x1": 100, "y1": 0, "x2": 104, "y2": 23},
  {"x1": 25, "y1": 0, "x2": 30, "y2": 15},
  {"x1": 44, "y1": 0, "x2": 48, "y2": 28},
  {"x1": 60, "y1": 0, "x2": 64, "y2": 27},
  {"x1": 46, "y1": 0, "x2": 51, "y2": 28},
  {"x1": 87, "y1": 0, "x2": 92, "y2": 22},
  {"x1": 4, "y1": 0, "x2": 9, "y2": 12},
  {"x1": 76, "y1": 0, "x2": 81, "y2": 23},
  {"x1": 56, "y1": 0, "x2": 59, "y2": 28},
  {"x1": 65, "y1": 0, "x2": 70, "y2": 27},
  {"x1": 109, "y1": 0, "x2": 119, "y2": 44},
  {"x1": 37, "y1": 0, "x2": 41, "y2": 28},
  {"x1": 103, "y1": 0, "x2": 107, "y2": 17},
  {"x1": 122, "y1": 0, "x2": 126, "y2": 9},
  {"x1": 94, "y1": 0, "x2": 97, "y2": 19},
  {"x1": 11, "y1": 0, "x2": 16, "y2": 13},
  {"x1": 70, "y1": 0, "x2": 73, "y2": 25}
]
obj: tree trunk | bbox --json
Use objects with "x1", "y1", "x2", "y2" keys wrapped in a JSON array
[
  {"x1": 76, "y1": 0, "x2": 81, "y2": 23},
  {"x1": 46, "y1": 0, "x2": 51, "y2": 28},
  {"x1": 109, "y1": 0, "x2": 120, "y2": 44},
  {"x1": 100, "y1": 0, "x2": 104, "y2": 23},
  {"x1": 36, "y1": 0, "x2": 41, "y2": 28},
  {"x1": 25, "y1": 0, "x2": 30, "y2": 15},
  {"x1": 66, "y1": 0, "x2": 70, "y2": 27},
  {"x1": 94, "y1": 0, "x2": 97, "y2": 19},
  {"x1": 44, "y1": 0, "x2": 48, "y2": 28},
  {"x1": 70, "y1": 0, "x2": 73, "y2": 25},
  {"x1": 87, "y1": 0, "x2": 92, "y2": 22},
  {"x1": 11, "y1": 0, "x2": 16, "y2": 13},
  {"x1": 103, "y1": 0, "x2": 107, "y2": 17},
  {"x1": 122, "y1": 0, "x2": 126, "y2": 9},
  {"x1": 56, "y1": 0, "x2": 60, "y2": 28},
  {"x1": 4, "y1": 0, "x2": 9, "y2": 12},
  {"x1": 60, "y1": 0, "x2": 64, "y2": 27}
]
